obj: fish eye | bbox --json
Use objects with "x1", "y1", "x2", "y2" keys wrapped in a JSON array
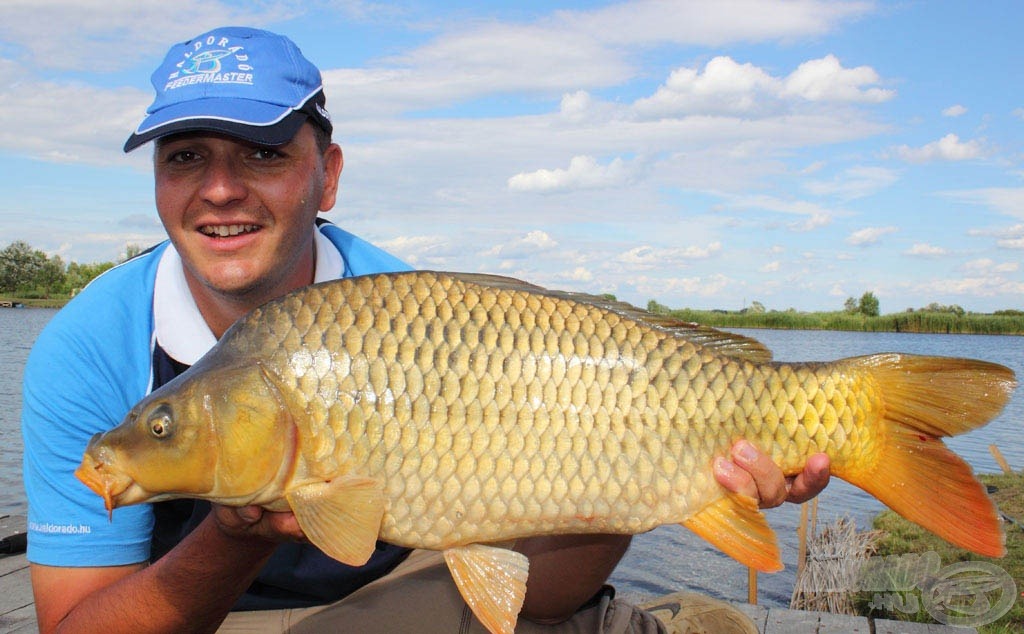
[{"x1": 147, "y1": 405, "x2": 173, "y2": 439}]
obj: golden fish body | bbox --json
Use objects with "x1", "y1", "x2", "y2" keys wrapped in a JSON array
[{"x1": 76, "y1": 271, "x2": 1016, "y2": 634}]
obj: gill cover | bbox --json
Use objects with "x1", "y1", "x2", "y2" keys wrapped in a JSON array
[{"x1": 202, "y1": 361, "x2": 295, "y2": 500}]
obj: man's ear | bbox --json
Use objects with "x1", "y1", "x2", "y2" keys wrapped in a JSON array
[{"x1": 319, "y1": 143, "x2": 343, "y2": 212}]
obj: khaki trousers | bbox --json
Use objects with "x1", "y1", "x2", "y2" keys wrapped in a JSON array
[{"x1": 218, "y1": 549, "x2": 664, "y2": 633}]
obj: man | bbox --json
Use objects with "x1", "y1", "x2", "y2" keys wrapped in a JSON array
[{"x1": 22, "y1": 26, "x2": 829, "y2": 633}]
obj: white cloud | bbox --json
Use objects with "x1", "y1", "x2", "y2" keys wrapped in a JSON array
[
  {"x1": 963, "y1": 258, "x2": 1019, "y2": 274},
  {"x1": 760, "y1": 261, "x2": 781, "y2": 272},
  {"x1": 783, "y1": 54, "x2": 894, "y2": 102},
  {"x1": 0, "y1": 79, "x2": 147, "y2": 164},
  {"x1": 944, "y1": 190, "x2": 1024, "y2": 218},
  {"x1": 966, "y1": 224, "x2": 1024, "y2": 248},
  {"x1": 803, "y1": 165, "x2": 899, "y2": 199},
  {"x1": 893, "y1": 133, "x2": 983, "y2": 163},
  {"x1": 630, "y1": 273, "x2": 733, "y2": 300},
  {"x1": 564, "y1": 0, "x2": 873, "y2": 47},
  {"x1": 615, "y1": 242, "x2": 722, "y2": 270},
  {"x1": 632, "y1": 54, "x2": 891, "y2": 119},
  {"x1": 508, "y1": 155, "x2": 636, "y2": 193},
  {"x1": 847, "y1": 226, "x2": 898, "y2": 246},
  {"x1": 967, "y1": 223, "x2": 1024, "y2": 238},
  {"x1": 942, "y1": 104, "x2": 967, "y2": 117},
  {"x1": 997, "y1": 238, "x2": 1024, "y2": 249},
  {"x1": 905, "y1": 243, "x2": 948, "y2": 256},
  {"x1": 633, "y1": 56, "x2": 780, "y2": 117},
  {"x1": 913, "y1": 276, "x2": 1024, "y2": 298},
  {"x1": 481, "y1": 231, "x2": 559, "y2": 259},
  {"x1": 719, "y1": 194, "x2": 839, "y2": 231},
  {"x1": 377, "y1": 235, "x2": 456, "y2": 266},
  {"x1": 565, "y1": 267, "x2": 593, "y2": 283},
  {"x1": 0, "y1": 1, "x2": 287, "y2": 71}
]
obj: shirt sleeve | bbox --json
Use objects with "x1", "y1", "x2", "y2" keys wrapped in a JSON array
[{"x1": 22, "y1": 264, "x2": 158, "y2": 567}]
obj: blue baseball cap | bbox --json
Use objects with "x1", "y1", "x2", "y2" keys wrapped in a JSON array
[{"x1": 124, "y1": 26, "x2": 333, "y2": 152}]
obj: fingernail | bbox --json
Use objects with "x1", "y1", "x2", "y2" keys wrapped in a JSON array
[
  {"x1": 734, "y1": 440, "x2": 758, "y2": 464},
  {"x1": 714, "y1": 457, "x2": 737, "y2": 476}
]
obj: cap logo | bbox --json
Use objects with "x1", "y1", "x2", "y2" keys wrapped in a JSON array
[{"x1": 164, "y1": 35, "x2": 255, "y2": 91}]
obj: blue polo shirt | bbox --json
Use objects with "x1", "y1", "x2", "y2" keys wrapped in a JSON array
[{"x1": 22, "y1": 222, "x2": 413, "y2": 609}]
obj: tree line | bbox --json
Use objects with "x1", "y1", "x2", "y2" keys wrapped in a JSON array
[{"x1": 0, "y1": 240, "x2": 143, "y2": 299}]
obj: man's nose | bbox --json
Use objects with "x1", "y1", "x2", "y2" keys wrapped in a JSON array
[{"x1": 198, "y1": 155, "x2": 247, "y2": 205}]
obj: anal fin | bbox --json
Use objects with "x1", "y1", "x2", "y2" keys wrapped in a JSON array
[
  {"x1": 444, "y1": 543, "x2": 530, "y2": 634},
  {"x1": 683, "y1": 492, "x2": 782, "y2": 572},
  {"x1": 286, "y1": 475, "x2": 385, "y2": 566}
]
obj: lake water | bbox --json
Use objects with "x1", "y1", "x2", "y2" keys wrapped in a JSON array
[{"x1": 1, "y1": 309, "x2": 1021, "y2": 607}]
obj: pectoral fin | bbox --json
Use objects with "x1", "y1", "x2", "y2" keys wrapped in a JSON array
[
  {"x1": 683, "y1": 492, "x2": 782, "y2": 572},
  {"x1": 444, "y1": 544, "x2": 530, "y2": 634},
  {"x1": 286, "y1": 475, "x2": 385, "y2": 566}
]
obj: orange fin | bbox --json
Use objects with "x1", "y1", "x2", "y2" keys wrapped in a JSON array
[
  {"x1": 683, "y1": 492, "x2": 782, "y2": 572},
  {"x1": 286, "y1": 475, "x2": 385, "y2": 566},
  {"x1": 444, "y1": 544, "x2": 529, "y2": 634},
  {"x1": 836, "y1": 354, "x2": 1015, "y2": 558}
]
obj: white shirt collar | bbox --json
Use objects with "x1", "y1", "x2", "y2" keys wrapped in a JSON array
[{"x1": 154, "y1": 226, "x2": 342, "y2": 365}]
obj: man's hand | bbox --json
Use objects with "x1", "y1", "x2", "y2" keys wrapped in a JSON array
[
  {"x1": 714, "y1": 440, "x2": 830, "y2": 508},
  {"x1": 211, "y1": 504, "x2": 308, "y2": 543}
]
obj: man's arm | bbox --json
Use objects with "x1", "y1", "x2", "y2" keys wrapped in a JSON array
[
  {"x1": 30, "y1": 507, "x2": 299, "y2": 634},
  {"x1": 515, "y1": 442, "x2": 831, "y2": 623}
]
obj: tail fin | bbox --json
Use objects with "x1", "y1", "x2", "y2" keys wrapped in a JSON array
[{"x1": 834, "y1": 354, "x2": 1016, "y2": 558}]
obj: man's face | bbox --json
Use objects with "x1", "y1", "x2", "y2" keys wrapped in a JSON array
[{"x1": 154, "y1": 124, "x2": 342, "y2": 309}]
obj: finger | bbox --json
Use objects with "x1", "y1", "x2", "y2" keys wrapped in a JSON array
[
  {"x1": 264, "y1": 510, "x2": 306, "y2": 541},
  {"x1": 730, "y1": 440, "x2": 789, "y2": 508},
  {"x1": 713, "y1": 457, "x2": 757, "y2": 499},
  {"x1": 785, "y1": 453, "x2": 831, "y2": 504}
]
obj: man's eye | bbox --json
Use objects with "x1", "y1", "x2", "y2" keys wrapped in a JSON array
[
  {"x1": 169, "y1": 150, "x2": 199, "y2": 163},
  {"x1": 252, "y1": 148, "x2": 281, "y2": 160}
]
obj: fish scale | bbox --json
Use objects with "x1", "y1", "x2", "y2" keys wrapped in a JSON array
[{"x1": 77, "y1": 270, "x2": 1016, "y2": 634}]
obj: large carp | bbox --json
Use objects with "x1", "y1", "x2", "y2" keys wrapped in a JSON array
[{"x1": 76, "y1": 271, "x2": 1016, "y2": 634}]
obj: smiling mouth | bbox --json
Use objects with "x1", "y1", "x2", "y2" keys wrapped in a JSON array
[{"x1": 199, "y1": 224, "x2": 260, "y2": 238}]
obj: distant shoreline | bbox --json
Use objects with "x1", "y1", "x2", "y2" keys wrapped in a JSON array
[
  {"x1": 0, "y1": 298, "x2": 64, "y2": 309},
  {"x1": 660, "y1": 307, "x2": 1024, "y2": 336}
]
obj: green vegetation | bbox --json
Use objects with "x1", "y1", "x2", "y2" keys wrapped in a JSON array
[
  {"x1": 647, "y1": 294, "x2": 1024, "y2": 336},
  {"x1": 0, "y1": 240, "x2": 142, "y2": 304},
  {"x1": 861, "y1": 472, "x2": 1024, "y2": 632}
]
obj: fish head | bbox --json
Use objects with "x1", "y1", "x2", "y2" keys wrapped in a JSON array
[{"x1": 76, "y1": 360, "x2": 296, "y2": 511}]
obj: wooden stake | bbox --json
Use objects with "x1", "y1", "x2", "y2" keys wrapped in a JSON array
[
  {"x1": 990, "y1": 444, "x2": 1013, "y2": 475},
  {"x1": 748, "y1": 567, "x2": 757, "y2": 604},
  {"x1": 796, "y1": 502, "x2": 809, "y2": 578}
]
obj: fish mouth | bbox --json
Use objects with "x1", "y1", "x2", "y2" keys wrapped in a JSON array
[{"x1": 75, "y1": 452, "x2": 135, "y2": 517}]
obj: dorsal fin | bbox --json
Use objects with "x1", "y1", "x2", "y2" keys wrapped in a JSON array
[{"x1": 443, "y1": 272, "x2": 773, "y2": 363}]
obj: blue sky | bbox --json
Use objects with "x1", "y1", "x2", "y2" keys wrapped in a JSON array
[{"x1": 1, "y1": 1, "x2": 1022, "y2": 313}]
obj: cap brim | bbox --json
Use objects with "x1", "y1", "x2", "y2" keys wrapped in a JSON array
[{"x1": 123, "y1": 110, "x2": 307, "y2": 152}]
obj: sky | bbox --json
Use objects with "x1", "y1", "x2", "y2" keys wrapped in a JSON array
[{"x1": 1, "y1": 0, "x2": 1022, "y2": 313}]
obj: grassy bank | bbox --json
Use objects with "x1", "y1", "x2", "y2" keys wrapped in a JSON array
[
  {"x1": 861, "y1": 472, "x2": 1024, "y2": 632},
  {"x1": 659, "y1": 307, "x2": 1024, "y2": 336}
]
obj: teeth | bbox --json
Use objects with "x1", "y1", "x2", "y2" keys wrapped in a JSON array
[{"x1": 200, "y1": 224, "x2": 258, "y2": 237}]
